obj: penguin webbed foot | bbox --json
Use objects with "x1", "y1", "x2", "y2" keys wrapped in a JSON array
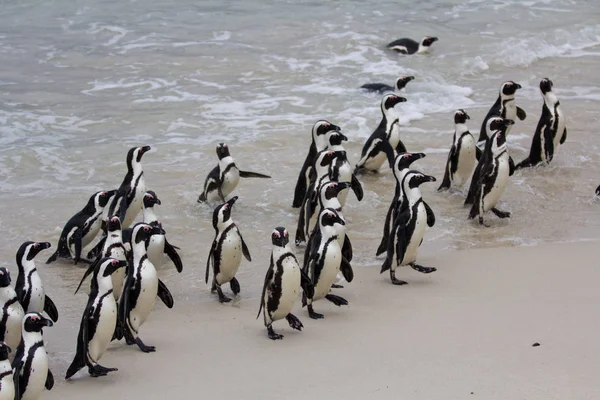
[
  {"x1": 331, "y1": 283, "x2": 344, "y2": 289},
  {"x1": 229, "y1": 277, "x2": 241, "y2": 295},
  {"x1": 478, "y1": 216, "x2": 491, "y2": 228},
  {"x1": 390, "y1": 270, "x2": 408, "y2": 286},
  {"x1": 267, "y1": 325, "x2": 284, "y2": 340},
  {"x1": 216, "y1": 286, "x2": 232, "y2": 303},
  {"x1": 307, "y1": 304, "x2": 324, "y2": 320},
  {"x1": 135, "y1": 337, "x2": 156, "y2": 353},
  {"x1": 491, "y1": 208, "x2": 511, "y2": 219},
  {"x1": 285, "y1": 313, "x2": 303, "y2": 331},
  {"x1": 410, "y1": 263, "x2": 437, "y2": 274},
  {"x1": 325, "y1": 294, "x2": 348, "y2": 307}
]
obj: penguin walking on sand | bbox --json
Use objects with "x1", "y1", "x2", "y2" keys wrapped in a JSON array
[
  {"x1": 360, "y1": 76, "x2": 415, "y2": 94},
  {"x1": 386, "y1": 36, "x2": 438, "y2": 54},
  {"x1": 354, "y1": 94, "x2": 407, "y2": 174},
  {"x1": 0, "y1": 268, "x2": 24, "y2": 352},
  {"x1": 206, "y1": 196, "x2": 251, "y2": 303},
  {"x1": 292, "y1": 120, "x2": 341, "y2": 208},
  {"x1": 0, "y1": 342, "x2": 14, "y2": 400},
  {"x1": 66, "y1": 258, "x2": 127, "y2": 379},
  {"x1": 516, "y1": 78, "x2": 567, "y2": 170},
  {"x1": 46, "y1": 190, "x2": 113, "y2": 265},
  {"x1": 438, "y1": 110, "x2": 477, "y2": 191},
  {"x1": 197, "y1": 143, "x2": 271, "y2": 204},
  {"x1": 12, "y1": 312, "x2": 54, "y2": 400},
  {"x1": 257, "y1": 227, "x2": 314, "y2": 340},
  {"x1": 15, "y1": 242, "x2": 59, "y2": 323},
  {"x1": 381, "y1": 171, "x2": 437, "y2": 285}
]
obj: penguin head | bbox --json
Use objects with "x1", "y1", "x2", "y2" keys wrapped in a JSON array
[
  {"x1": 143, "y1": 191, "x2": 161, "y2": 208},
  {"x1": 394, "y1": 152, "x2": 426, "y2": 176},
  {"x1": 395, "y1": 76, "x2": 415, "y2": 91},
  {"x1": 312, "y1": 120, "x2": 341, "y2": 151},
  {"x1": 0, "y1": 342, "x2": 10, "y2": 361},
  {"x1": 216, "y1": 143, "x2": 231, "y2": 160},
  {"x1": 326, "y1": 130, "x2": 348, "y2": 147},
  {"x1": 421, "y1": 36, "x2": 438, "y2": 47},
  {"x1": 23, "y1": 312, "x2": 53, "y2": 333},
  {"x1": 127, "y1": 146, "x2": 151, "y2": 168},
  {"x1": 454, "y1": 109, "x2": 470, "y2": 124},
  {"x1": 318, "y1": 150, "x2": 345, "y2": 167},
  {"x1": 0, "y1": 267, "x2": 11, "y2": 288},
  {"x1": 93, "y1": 190, "x2": 112, "y2": 209},
  {"x1": 17, "y1": 241, "x2": 51, "y2": 266},
  {"x1": 381, "y1": 94, "x2": 407, "y2": 115},
  {"x1": 213, "y1": 196, "x2": 238, "y2": 229},
  {"x1": 540, "y1": 78, "x2": 554, "y2": 94},
  {"x1": 405, "y1": 171, "x2": 437, "y2": 189},
  {"x1": 500, "y1": 81, "x2": 521, "y2": 97},
  {"x1": 132, "y1": 222, "x2": 165, "y2": 245},
  {"x1": 107, "y1": 216, "x2": 122, "y2": 233},
  {"x1": 99, "y1": 257, "x2": 128, "y2": 278},
  {"x1": 321, "y1": 181, "x2": 352, "y2": 201},
  {"x1": 319, "y1": 208, "x2": 345, "y2": 228},
  {"x1": 271, "y1": 227, "x2": 289, "y2": 247},
  {"x1": 486, "y1": 116, "x2": 513, "y2": 136}
]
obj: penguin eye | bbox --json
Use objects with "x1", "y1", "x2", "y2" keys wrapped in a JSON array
[
  {"x1": 33, "y1": 243, "x2": 39, "y2": 249},
  {"x1": 143, "y1": 226, "x2": 151, "y2": 232},
  {"x1": 273, "y1": 231, "x2": 280, "y2": 238},
  {"x1": 284, "y1": 231, "x2": 288, "y2": 237},
  {"x1": 145, "y1": 194, "x2": 152, "y2": 199},
  {"x1": 30, "y1": 315, "x2": 39, "y2": 321},
  {"x1": 223, "y1": 144, "x2": 227, "y2": 148},
  {"x1": 112, "y1": 260, "x2": 119, "y2": 266}
]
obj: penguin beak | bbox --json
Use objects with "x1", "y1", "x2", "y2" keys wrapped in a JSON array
[
  {"x1": 104, "y1": 260, "x2": 128, "y2": 277},
  {"x1": 331, "y1": 124, "x2": 342, "y2": 132},
  {"x1": 406, "y1": 76, "x2": 415, "y2": 81},
  {"x1": 39, "y1": 242, "x2": 52, "y2": 250},
  {"x1": 151, "y1": 225, "x2": 166, "y2": 236},
  {"x1": 432, "y1": 37, "x2": 439, "y2": 42},
  {"x1": 154, "y1": 197, "x2": 162, "y2": 205},
  {"x1": 595, "y1": 185, "x2": 600, "y2": 197},
  {"x1": 515, "y1": 83, "x2": 522, "y2": 89},
  {"x1": 39, "y1": 316, "x2": 53, "y2": 328},
  {"x1": 226, "y1": 196, "x2": 239, "y2": 208},
  {"x1": 335, "y1": 215, "x2": 346, "y2": 226},
  {"x1": 415, "y1": 153, "x2": 426, "y2": 160},
  {"x1": 337, "y1": 132, "x2": 348, "y2": 142},
  {"x1": 465, "y1": 113, "x2": 471, "y2": 120},
  {"x1": 421, "y1": 175, "x2": 436, "y2": 183},
  {"x1": 504, "y1": 119, "x2": 515, "y2": 126},
  {"x1": 396, "y1": 96, "x2": 407, "y2": 104},
  {"x1": 334, "y1": 182, "x2": 353, "y2": 194},
  {"x1": 140, "y1": 145, "x2": 151, "y2": 154}
]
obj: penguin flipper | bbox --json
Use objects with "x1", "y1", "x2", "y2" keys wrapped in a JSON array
[
  {"x1": 45, "y1": 250, "x2": 59, "y2": 264},
  {"x1": 205, "y1": 242, "x2": 215, "y2": 283},
  {"x1": 72, "y1": 229, "x2": 83, "y2": 264},
  {"x1": 376, "y1": 202, "x2": 394, "y2": 256},
  {"x1": 560, "y1": 128, "x2": 567, "y2": 144},
  {"x1": 164, "y1": 240, "x2": 183, "y2": 273},
  {"x1": 74, "y1": 257, "x2": 100, "y2": 294},
  {"x1": 239, "y1": 233, "x2": 252, "y2": 262},
  {"x1": 437, "y1": 163, "x2": 452, "y2": 192},
  {"x1": 300, "y1": 267, "x2": 315, "y2": 299},
  {"x1": 118, "y1": 194, "x2": 129, "y2": 225},
  {"x1": 46, "y1": 369, "x2": 54, "y2": 390},
  {"x1": 516, "y1": 106, "x2": 527, "y2": 121},
  {"x1": 86, "y1": 235, "x2": 106, "y2": 260},
  {"x1": 509, "y1": 155, "x2": 515, "y2": 176},
  {"x1": 382, "y1": 140, "x2": 396, "y2": 168},
  {"x1": 395, "y1": 140, "x2": 407, "y2": 154},
  {"x1": 257, "y1": 260, "x2": 274, "y2": 320},
  {"x1": 44, "y1": 295, "x2": 59, "y2": 322},
  {"x1": 340, "y1": 257, "x2": 354, "y2": 283},
  {"x1": 475, "y1": 146, "x2": 483, "y2": 161},
  {"x1": 66, "y1": 294, "x2": 92, "y2": 379},
  {"x1": 239, "y1": 170, "x2": 271, "y2": 179},
  {"x1": 12, "y1": 360, "x2": 23, "y2": 399},
  {"x1": 342, "y1": 234, "x2": 353, "y2": 262},
  {"x1": 157, "y1": 279, "x2": 174, "y2": 309},
  {"x1": 350, "y1": 174, "x2": 364, "y2": 201},
  {"x1": 394, "y1": 210, "x2": 410, "y2": 268},
  {"x1": 423, "y1": 201, "x2": 436, "y2": 227}
]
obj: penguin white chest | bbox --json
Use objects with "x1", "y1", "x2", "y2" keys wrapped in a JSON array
[
  {"x1": 130, "y1": 262, "x2": 158, "y2": 329},
  {"x1": 123, "y1": 176, "x2": 146, "y2": 227},
  {"x1": 147, "y1": 235, "x2": 165, "y2": 268},
  {"x1": 454, "y1": 135, "x2": 476, "y2": 187},
  {"x1": 553, "y1": 105, "x2": 566, "y2": 151},
  {"x1": 21, "y1": 345, "x2": 48, "y2": 400},
  {"x1": 88, "y1": 295, "x2": 117, "y2": 363},
  {"x1": 27, "y1": 273, "x2": 45, "y2": 313},
  {"x1": 216, "y1": 231, "x2": 243, "y2": 284},
  {"x1": 221, "y1": 168, "x2": 240, "y2": 199},
  {"x1": 2, "y1": 299, "x2": 24, "y2": 350},
  {"x1": 363, "y1": 141, "x2": 387, "y2": 171},
  {"x1": 388, "y1": 123, "x2": 401, "y2": 150},
  {"x1": 270, "y1": 260, "x2": 301, "y2": 321},
  {"x1": 400, "y1": 203, "x2": 427, "y2": 266},
  {"x1": 483, "y1": 157, "x2": 509, "y2": 212},
  {"x1": 0, "y1": 362, "x2": 14, "y2": 400},
  {"x1": 313, "y1": 241, "x2": 342, "y2": 301}
]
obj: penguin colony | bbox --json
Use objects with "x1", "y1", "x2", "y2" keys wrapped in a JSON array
[{"x1": 0, "y1": 35, "x2": 574, "y2": 398}]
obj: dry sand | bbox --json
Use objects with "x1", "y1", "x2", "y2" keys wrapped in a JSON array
[{"x1": 43, "y1": 240, "x2": 600, "y2": 400}]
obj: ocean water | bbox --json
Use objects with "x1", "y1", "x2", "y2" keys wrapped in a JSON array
[{"x1": 1, "y1": 0, "x2": 600, "y2": 374}]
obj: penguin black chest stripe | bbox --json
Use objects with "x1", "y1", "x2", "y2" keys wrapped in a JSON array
[
  {"x1": 127, "y1": 172, "x2": 144, "y2": 203},
  {"x1": 214, "y1": 224, "x2": 237, "y2": 274},
  {"x1": 19, "y1": 341, "x2": 44, "y2": 389},
  {"x1": 314, "y1": 236, "x2": 338, "y2": 282},
  {"x1": 88, "y1": 290, "x2": 113, "y2": 341},
  {"x1": 0, "y1": 297, "x2": 18, "y2": 331},
  {"x1": 406, "y1": 199, "x2": 423, "y2": 234},
  {"x1": 267, "y1": 253, "x2": 296, "y2": 314},
  {"x1": 0, "y1": 370, "x2": 11, "y2": 380},
  {"x1": 105, "y1": 243, "x2": 126, "y2": 256},
  {"x1": 500, "y1": 99, "x2": 511, "y2": 116},
  {"x1": 22, "y1": 268, "x2": 37, "y2": 309},
  {"x1": 220, "y1": 163, "x2": 236, "y2": 181},
  {"x1": 386, "y1": 118, "x2": 399, "y2": 141},
  {"x1": 128, "y1": 254, "x2": 148, "y2": 310}
]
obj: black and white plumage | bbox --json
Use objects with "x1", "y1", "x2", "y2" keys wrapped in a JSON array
[
  {"x1": 205, "y1": 196, "x2": 251, "y2": 303},
  {"x1": 292, "y1": 120, "x2": 341, "y2": 208},
  {"x1": 515, "y1": 78, "x2": 567, "y2": 170},
  {"x1": 354, "y1": 94, "x2": 407, "y2": 174},
  {"x1": 0, "y1": 341, "x2": 13, "y2": 400},
  {"x1": 386, "y1": 36, "x2": 438, "y2": 54},
  {"x1": 12, "y1": 312, "x2": 54, "y2": 400},
  {"x1": 46, "y1": 190, "x2": 113, "y2": 265},
  {"x1": 15, "y1": 242, "x2": 58, "y2": 323},
  {"x1": 360, "y1": 76, "x2": 415, "y2": 94},
  {"x1": 0, "y1": 268, "x2": 24, "y2": 352},
  {"x1": 438, "y1": 110, "x2": 477, "y2": 191},
  {"x1": 257, "y1": 227, "x2": 314, "y2": 340},
  {"x1": 380, "y1": 171, "x2": 437, "y2": 285},
  {"x1": 197, "y1": 143, "x2": 271, "y2": 204},
  {"x1": 66, "y1": 258, "x2": 127, "y2": 379},
  {"x1": 376, "y1": 152, "x2": 426, "y2": 257}
]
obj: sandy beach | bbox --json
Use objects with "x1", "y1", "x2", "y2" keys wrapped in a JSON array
[{"x1": 42, "y1": 240, "x2": 600, "y2": 400}]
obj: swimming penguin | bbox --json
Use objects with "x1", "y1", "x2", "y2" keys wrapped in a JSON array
[
  {"x1": 206, "y1": 196, "x2": 251, "y2": 303},
  {"x1": 354, "y1": 94, "x2": 407, "y2": 174},
  {"x1": 360, "y1": 76, "x2": 415, "y2": 94},
  {"x1": 292, "y1": 120, "x2": 341, "y2": 208},
  {"x1": 15, "y1": 242, "x2": 59, "y2": 323},
  {"x1": 380, "y1": 171, "x2": 437, "y2": 285},
  {"x1": 0, "y1": 268, "x2": 24, "y2": 352},
  {"x1": 197, "y1": 143, "x2": 271, "y2": 204},
  {"x1": 0, "y1": 342, "x2": 14, "y2": 400},
  {"x1": 515, "y1": 78, "x2": 567, "y2": 170},
  {"x1": 468, "y1": 128, "x2": 513, "y2": 227},
  {"x1": 438, "y1": 109, "x2": 477, "y2": 191},
  {"x1": 257, "y1": 227, "x2": 314, "y2": 340},
  {"x1": 302, "y1": 208, "x2": 352, "y2": 319},
  {"x1": 117, "y1": 222, "x2": 173, "y2": 353},
  {"x1": 376, "y1": 152, "x2": 426, "y2": 257},
  {"x1": 66, "y1": 258, "x2": 127, "y2": 379},
  {"x1": 386, "y1": 36, "x2": 438, "y2": 54},
  {"x1": 46, "y1": 190, "x2": 113, "y2": 265},
  {"x1": 12, "y1": 312, "x2": 54, "y2": 400}
]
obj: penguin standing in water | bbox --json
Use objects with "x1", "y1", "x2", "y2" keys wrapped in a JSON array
[
  {"x1": 381, "y1": 171, "x2": 437, "y2": 285},
  {"x1": 438, "y1": 110, "x2": 477, "y2": 191},
  {"x1": 94, "y1": 217, "x2": 129, "y2": 301},
  {"x1": 197, "y1": 143, "x2": 271, "y2": 204},
  {"x1": 46, "y1": 190, "x2": 113, "y2": 265},
  {"x1": 206, "y1": 196, "x2": 251, "y2": 303},
  {"x1": 386, "y1": 36, "x2": 438, "y2": 54},
  {"x1": 66, "y1": 258, "x2": 127, "y2": 379},
  {"x1": 15, "y1": 242, "x2": 59, "y2": 323},
  {"x1": 516, "y1": 78, "x2": 567, "y2": 169},
  {"x1": 0, "y1": 268, "x2": 24, "y2": 352},
  {"x1": 360, "y1": 76, "x2": 415, "y2": 94},
  {"x1": 12, "y1": 312, "x2": 54, "y2": 400},
  {"x1": 292, "y1": 120, "x2": 341, "y2": 208},
  {"x1": 376, "y1": 152, "x2": 426, "y2": 257},
  {"x1": 354, "y1": 94, "x2": 407, "y2": 174},
  {"x1": 0, "y1": 342, "x2": 14, "y2": 400},
  {"x1": 257, "y1": 227, "x2": 314, "y2": 340}
]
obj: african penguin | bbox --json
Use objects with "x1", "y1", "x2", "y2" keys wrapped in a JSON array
[
  {"x1": 321, "y1": 129, "x2": 363, "y2": 207},
  {"x1": 438, "y1": 109, "x2": 477, "y2": 191},
  {"x1": 257, "y1": 227, "x2": 314, "y2": 340},
  {"x1": 12, "y1": 312, "x2": 54, "y2": 400},
  {"x1": 360, "y1": 76, "x2": 415, "y2": 94},
  {"x1": 0, "y1": 267, "x2": 24, "y2": 352},
  {"x1": 354, "y1": 93, "x2": 407, "y2": 174},
  {"x1": 206, "y1": 196, "x2": 251, "y2": 303},
  {"x1": 386, "y1": 36, "x2": 438, "y2": 54},
  {"x1": 515, "y1": 78, "x2": 567, "y2": 170},
  {"x1": 197, "y1": 143, "x2": 271, "y2": 204},
  {"x1": 0, "y1": 342, "x2": 13, "y2": 400},
  {"x1": 15, "y1": 242, "x2": 58, "y2": 323},
  {"x1": 381, "y1": 171, "x2": 437, "y2": 285}
]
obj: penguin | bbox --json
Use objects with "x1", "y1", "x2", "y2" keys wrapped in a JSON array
[
  {"x1": 46, "y1": 190, "x2": 113, "y2": 265},
  {"x1": 0, "y1": 268, "x2": 24, "y2": 352},
  {"x1": 117, "y1": 222, "x2": 173, "y2": 353},
  {"x1": 256, "y1": 227, "x2": 314, "y2": 340},
  {"x1": 360, "y1": 76, "x2": 415, "y2": 94},
  {"x1": 376, "y1": 152, "x2": 426, "y2": 257},
  {"x1": 15, "y1": 242, "x2": 58, "y2": 323},
  {"x1": 66, "y1": 258, "x2": 127, "y2": 379},
  {"x1": 292, "y1": 120, "x2": 341, "y2": 208},
  {"x1": 386, "y1": 36, "x2": 438, "y2": 54},
  {"x1": 92, "y1": 217, "x2": 129, "y2": 301},
  {"x1": 197, "y1": 143, "x2": 271, "y2": 204},
  {"x1": 381, "y1": 171, "x2": 437, "y2": 285},
  {"x1": 302, "y1": 208, "x2": 352, "y2": 319},
  {"x1": 596, "y1": 185, "x2": 600, "y2": 197},
  {"x1": 468, "y1": 128, "x2": 513, "y2": 227},
  {"x1": 12, "y1": 312, "x2": 54, "y2": 400},
  {"x1": 354, "y1": 94, "x2": 407, "y2": 174},
  {"x1": 0, "y1": 342, "x2": 13, "y2": 400},
  {"x1": 515, "y1": 78, "x2": 567, "y2": 170},
  {"x1": 438, "y1": 109, "x2": 477, "y2": 191}
]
